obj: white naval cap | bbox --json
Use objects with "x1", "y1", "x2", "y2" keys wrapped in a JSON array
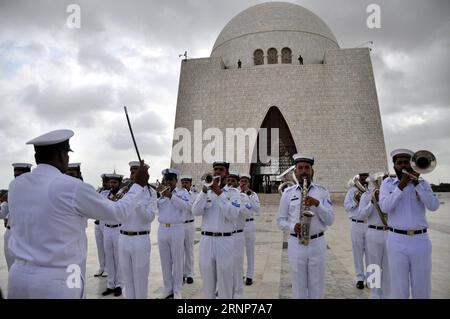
[
  {"x1": 293, "y1": 153, "x2": 314, "y2": 165},
  {"x1": 12, "y1": 163, "x2": 33, "y2": 169},
  {"x1": 161, "y1": 168, "x2": 180, "y2": 178},
  {"x1": 228, "y1": 171, "x2": 240, "y2": 179},
  {"x1": 26, "y1": 129, "x2": 74, "y2": 152},
  {"x1": 390, "y1": 148, "x2": 414, "y2": 161},
  {"x1": 128, "y1": 161, "x2": 149, "y2": 169},
  {"x1": 212, "y1": 160, "x2": 230, "y2": 169},
  {"x1": 180, "y1": 175, "x2": 193, "y2": 181},
  {"x1": 239, "y1": 173, "x2": 251, "y2": 180},
  {"x1": 67, "y1": 163, "x2": 81, "y2": 169},
  {"x1": 105, "y1": 173, "x2": 123, "y2": 180}
]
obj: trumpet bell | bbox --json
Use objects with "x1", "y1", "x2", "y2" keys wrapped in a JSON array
[{"x1": 412, "y1": 150, "x2": 436, "y2": 174}]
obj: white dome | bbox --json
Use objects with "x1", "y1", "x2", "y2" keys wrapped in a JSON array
[{"x1": 211, "y1": 2, "x2": 339, "y2": 67}]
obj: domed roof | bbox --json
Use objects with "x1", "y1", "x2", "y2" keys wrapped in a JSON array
[{"x1": 211, "y1": 2, "x2": 338, "y2": 55}]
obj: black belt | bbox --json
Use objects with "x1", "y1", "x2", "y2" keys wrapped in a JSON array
[
  {"x1": 245, "y1": 218, "x2": 254, "y2": 222},
  {"x1": 290, "y1": 232, "x2": 324, "y2": 240},
  {"x1": 351, "y1": 219, "x2": 365, "y2": 223},
  {"x1": 184, "y1": 219, "x2": 194, "y2": 223},
  {"x1": 120, "y1": 230, "x2": 150, "y2": 236},
  {"x1": 388, "y1": 227, "x2": 427, "y2": 236},
  {"x1": 368, "y1": 225, "x2": 388, "y2": 231},
  {"x1": 94, "y1": 220, "x2": 100, "y2": 225},
  {"x1": 233, "y1": 229, "x2": 244, "y2": 234},
  {"x1": 6, "y1": 225, "x2": 10, "y2": 230},
  {"x1": 201, "y1": 231, "x2": 232, "y2": 237},
  {"x1": 105, "y1": 224, "x2": 121, "y2": 228}
]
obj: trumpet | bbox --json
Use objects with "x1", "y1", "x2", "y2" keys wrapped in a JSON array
[
  {"x1": 402, "y1": 150, "x2": 436, "y2": 181},
  {"x1": 156, "y1": 179, "x2": 171, "y2": 196},
  {"x1": 201, "y1": 173, "x2": 221, "y2": 188},
  {"x1": 347, "y1": 175, "x2": 367, "y2": 204}
]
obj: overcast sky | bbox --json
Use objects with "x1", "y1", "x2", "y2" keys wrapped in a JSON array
[{"x1": 0, "y1": 0, "x2": 449, "y2": 189}]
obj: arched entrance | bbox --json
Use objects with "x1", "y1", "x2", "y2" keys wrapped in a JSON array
[{"x1": 250, "y1": 106, "x2": 297, "y2": 193}]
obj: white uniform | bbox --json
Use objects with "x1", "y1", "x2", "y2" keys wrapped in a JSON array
[
  {"x1": 232, "y1": 191, "x2": 250, "y2": 299},
  {"x1": 277, "y1": 183, "x2": 334, "y2": 299},
  {"x1": 183, "y1": 190, "x2": 198, "y2": 279},
  {"x1": 243, "y1": 191, "x2": 260, "y2": 281},
  {"x1": 192, "y1": 187, "x2": 240, "y2": 299},
  {"x1": 95, "y1": 190, "x2": 110, "y2": 274},
  {"x1": 0, "y1": 202, "x2": 14, "y2": 270},
  {"x1": 7, "y1": 164, "x2": 145, "y2": 299},
  {"x1": 103, "y1": 190, "x2": 125, "y2": 291},
  {"x1": 157, "y1": 187, "x2": 190, "y2": 296},
  {"x1": 344, "y1": 186, "x2": 368, "y2": 282},
  {"x1": 379, "y1": 177, "x2": 439, "y2": 298},
  {"x1": 118, "y1": 185, "x2": 157, "y2": 299},
  {"x1": 356, "y1": 188, "x2": 390, "y2": 298}
]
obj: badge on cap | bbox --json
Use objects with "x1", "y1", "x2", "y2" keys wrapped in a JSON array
[
  {"x1": 390, "y1": 148, "x2": 414, "y2": 160},
  {"x1": 212, "y1": 160, "x2": 230, "y2": 169}
]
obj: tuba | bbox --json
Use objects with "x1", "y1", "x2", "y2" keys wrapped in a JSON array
[
  {"x1": 402, "y1": 150, "x2": 436, "y2": 181},
  {"x1": 368, "y1": 172, "x2": 388, "y2": 227},
  {"x1": 293, "y1": 173, "x2": 315, "y2": 246}
]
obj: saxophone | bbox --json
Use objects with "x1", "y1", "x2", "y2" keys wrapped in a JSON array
[{"x1": 294, "y1": 174, "x2": 315, "y2": 246}]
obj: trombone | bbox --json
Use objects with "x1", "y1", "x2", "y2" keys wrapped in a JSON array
[{"x1": 402, "y1": 150, "x2": 436, "y2": 181}]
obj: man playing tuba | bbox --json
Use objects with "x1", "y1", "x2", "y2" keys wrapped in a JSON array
[
  {"x1": 277, "y1": 153, "x2": 334, "y2": 299},
  {"x1": 380, "y1": 149, "x2": 439, "y2": 299}
]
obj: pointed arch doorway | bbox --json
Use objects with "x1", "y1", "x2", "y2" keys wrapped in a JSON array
[{"x1": 250, "y1": 106, "x2": 297, "y2": 193}]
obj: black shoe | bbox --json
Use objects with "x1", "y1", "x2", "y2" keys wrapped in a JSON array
[
  {"x1": 114, "y1": 287, "x2": 122, "y2": 297},
  {"x1": 356, "y1": 281, "x2": 364, "y2": 289},
  {"x1": 94, "y1": 270, "x2": 104, "y2": 277},
  {"x1": 102, "y1": 288, "x2": 114, "y2": 296},
  {"x1": 245, "y1": 278, "x2": 253, "y2": 286},
  {"x1": 186, "y1": 277, "x2": 194, "y2": 284}
]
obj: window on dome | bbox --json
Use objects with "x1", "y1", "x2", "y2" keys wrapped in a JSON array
[
  {"x1": 267, "y1": 48, "x2": 278, "y2": 64},
  {"x1": 281, "y1": 47, "x2": 292, "y2": 64},
  {"x1": 253, "y1": 49, "x2": 264, "y2": 65}
]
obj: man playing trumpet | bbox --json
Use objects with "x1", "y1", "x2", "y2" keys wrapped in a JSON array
[
  {"x1": 380, "y1": 149, "x2": 439, "y2": 298},
  {"x1": 277, "y1": 154, "x2": 334, "y2": 299}
]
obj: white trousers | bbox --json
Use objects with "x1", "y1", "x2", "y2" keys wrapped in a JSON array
[
  {"x1": 350, "y1": 222, "x2": 368, "y2": 281},
  {"x1": 183, "y1": 221, "x2": 195, "y2": 278},
  {"x1": 94, "y1": 223, "x2": 106, "y2": 272},
  {"x1": 199, "y1": 235, "x2": 234, "y2": 299},
  {"x1": 365, "y1": 228, "x2": 390, "y2": 298},
  {"x1": 118, "y1": 234, "x2": 151, "y2": 299},
  {"x1": 158, "y1": 224, "x2": 184, "y2": 295},
  {"x1": 103, "y1": 226, "x2": 122, "y2": 289},
  {"x1": 4, "y1": 229, "x2": 14, "y2": 270},
  {"x1": 232, "y1": 232, "x2": 245, "y2": 299},
  {"x1": 244, "y1": 221, "x2": 256, "y2": 279},
  {"x1": 8, "y1": 260, "x2": 84, "y2": 299},
  {"x1": 387, "y1": 232, "x2": 432, "y2": 299},
  {"x1": 288, "y1": 235, "x2": 327, "y2": 299}
]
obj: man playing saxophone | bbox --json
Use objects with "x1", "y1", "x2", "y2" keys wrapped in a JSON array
[{"x1": 277, "y1": 153, "x2": 334, "y2": 299}]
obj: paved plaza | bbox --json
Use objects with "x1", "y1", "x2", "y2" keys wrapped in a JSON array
[{"x1": 1, "y1": 193, "x2": 449, "y2": 299}]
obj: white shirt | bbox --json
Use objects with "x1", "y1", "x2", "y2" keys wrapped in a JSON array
[
  {"x1": 241, "y1": 190, "x2": 260, "y2": 219},
  {"x1": 344, "y1": 186, "x2": 363, "y2": 219},
  {"x1": 8, "y1": 164, "x2": 145, "y2": 267},
  {"x1": 192, "y1": 187, "x2": 240, "y2": 233},
  {"x1": 234, "y1": 191, "x2": 250, "y2": 231},
  {"x1": 184, "y1": 189, "x2": 198, "y2": 222},
  {"x1": 277, "y1": 183, "x2": 334, "y2": 235},
  {"x1": 356, "y1": 187, "x2": 386, "y2": 227},
  {"x1": 121, "y1": 185, "x2": 157, "y2": 232},
  {"x1": 0, "y1": 201, "x2": 9, "y2": 220},
  {"x1": 379, "y1": 177, "x2": 439, "y2": 230},
  {"x1": 157, "y1": 187, "x2": 190, "y2": 224}
]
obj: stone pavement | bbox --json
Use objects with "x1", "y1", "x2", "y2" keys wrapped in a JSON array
[{"x1": 0, "y1": 193, "x2": 449, "y2": 299}]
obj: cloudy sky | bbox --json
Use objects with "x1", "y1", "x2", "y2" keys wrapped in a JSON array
[{"x1": 0, "y1": 0, "x2": 449, "y2": 188}]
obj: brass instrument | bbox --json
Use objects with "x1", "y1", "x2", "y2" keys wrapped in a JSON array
[
  {"x1": 368, "y1": 172, "x2": 388, "y2": 226},
  {"x1": 277, "y1": 165, "x2": 296, "y2": 194},
  {"x1": 156, "y1": 179, "x2": 171, "y2": 196},
  {"x1": 293, "y1": 173, "x2": 315, "y2": 246},
  {"x1": 347, "y1": 175, "x2": 367, "y2": 204},
  {"x1": 402, "y1": 150, "x2": 436, "y2": 181},
  {"x1": 201, "y1": 173, "x2": 221, "y2": 188}
]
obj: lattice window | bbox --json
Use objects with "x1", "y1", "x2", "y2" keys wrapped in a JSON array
[
  {"x1": 253, "y1": 49, "x2": 264, "y2": 65},
  {"x1": 267, "y1": 48, "x2": 278, "y2": 64},
  {"x1": 281, "y1": 47, "x2": 292, "y2": 64}
]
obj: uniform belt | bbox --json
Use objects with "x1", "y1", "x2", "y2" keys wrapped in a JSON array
[
  {"x1": 388, "y1": 227, "x2": 427, "y2": 236},
  {"x1": 184, "y1": 219, "x2": 195, "y2": 224},
  {"x1": 351, "y1": 219, "x2": 365, "y2": 223},
  {"x1": 201, "y1": 231, "x2": 232, "y2": 237},
  {"x1": 120, "y1": 230, "x2": 150, "y2": 236},
  {"x1": 105, "y1": 224, "x2": 121, "y2": 228},
  {"x1": 161, "y1": 223, "x2": 183, "y2": 228},
  {"x1": 368, "y1": 225, "x2": 388, "y2": 231},
  {"x1": 290, "y1": 232, "x2": 324, "y2": 240},
  {"x1": 232, "y1": 229, "x2": 244, "y2": 234},
  {"x1": 6, "y1": 225, "x2": 11, "y2": 230},
  {"x1": 245, "y1": 218, "x2": 254, "y2": 222},
  {"x1": 94, "y1": 220, "x2": 100, "y2": 225}
]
